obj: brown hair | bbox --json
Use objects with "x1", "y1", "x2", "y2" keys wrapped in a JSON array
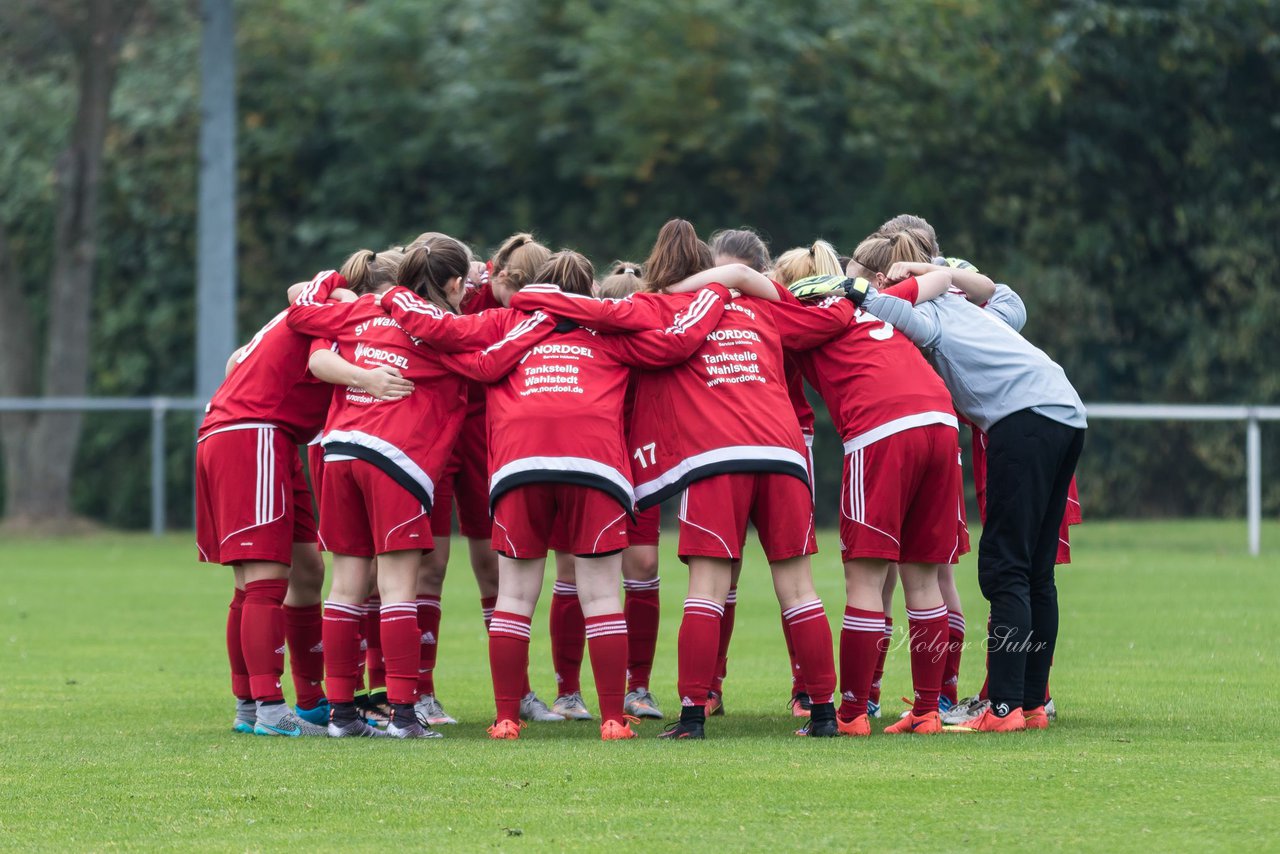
[
  {"x1": 877, "y1": 214, "x2": 940, "y2": 257},
  {"x1": 598, "y1": 261, "x2": 643, "y2": 299},
  {"x1": 339, "y1": 248, "x2": 405, "y2": 295},
  {"x1": 641, "y1": 219, "x2": 713, "y2": 292},
  {"x1": 709, "y1": 228, "x2": 770, "y2": 273},
  {"x1": 772, "y1": 239, "x2": 843, "y2": 287},
  {"x1": 852, "y1": 229, "x2": 932, "y2": 274},
  {"x1": 492, "y1": 232, "x2": 552, "y2": 291},
  {"x1": 397, "y1": 232, "x2": 472, "y2": 312},
  {"x1": 534, "y1": 250, "x2": 595, "y2": 296}
]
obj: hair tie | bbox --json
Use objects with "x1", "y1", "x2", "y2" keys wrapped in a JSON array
[
  {"x1": 623, "y1": 267, "x2": 637, "y2": 276},
  {"x1": 369, "y1": 251, "x2": 377, "y2": 263},
  {"x1": 422, "y1": 245, "x2": 431, "y2": 255}
]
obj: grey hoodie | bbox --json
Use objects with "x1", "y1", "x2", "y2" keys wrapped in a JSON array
[{"x1": 860, "y1": 284, "x2": 1086, "y2": 433}]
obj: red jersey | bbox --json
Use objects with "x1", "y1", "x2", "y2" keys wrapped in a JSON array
[
  {"x1": 460, "y1": 277, "x2": 503, "y2": 418},
  {"x1": 769, "y1": 286, "x2": 957, "y2": 453},
  {"x1": 510, "y1": 284, "x2": 809, "y2": 509},
  {"x1": 444, "y1": 287, "x2": 729, "y2": 514},
  {"x1": 286, "y1": 274, "x2": 554, "y2": 512},
  {"x1": 199, "y1": 271, "x2": 338, "y2": 444}
]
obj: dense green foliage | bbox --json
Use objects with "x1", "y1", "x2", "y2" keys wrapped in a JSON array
[
  {"x1": 1, "y1": 522, "x2": 1277, "y2": 848},
  {"x1": 2, "y1": 0, "x2": 1278, "y2": 526}
]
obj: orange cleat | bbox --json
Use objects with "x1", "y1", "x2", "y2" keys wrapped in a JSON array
[
  {"x1": 790, "y1": 692, "x2": 812, "y2": 718},
  {"x1": 705, "y1": 691, "x2": 724, "y2": 717},
  {"x1": 884, "y1": 710, "x2": 943, "y2": 734},
  {"x1": 967, "y1": 706, "x2": 1026, "y2": 733},
  {"x1": 836, "y1": 714, "x2": 871, "y2": 737},
  {"x1": 601, "y1": 718, "x2": 639, "y2": 740},
  {"x1": 1023, "y1": 706, "x2": 1049, "y2": 730},
  {"x1": 487, "y1": 719, "x2": 524, "y2": 740}
]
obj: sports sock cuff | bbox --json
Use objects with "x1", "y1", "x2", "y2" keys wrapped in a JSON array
[
  {"x1": 489, "y1": 611, "x2": 532, "y2": 640},
  {"x1": 552, "y1": 581, "x2": 578, "y2": 597},
  {"x1": 948, "y1": 610, "x2": 965, "y2": 632},
  {"x1": 623, "y1": 577, "x2": 660, "y2": 591},
  {"x1": 323, "y1": 600, "x2": 364, "y2": 622},
  {"x1": 584, "y1": 613, "x2": 628, "y2": 638},
  {"x1": 683, "y1": 597, "x2": 724, "y2": 618},
  {"x1": 243, "y1": 578, "x2": 288, "y2": 603},
  {"x1": 906, "y1": 605, "x2": 949, "y2": 621},
  {"x1": 782, "y1": 599, "x2": 825, "y2": 626},
  {"x1": 416, "y1": 594, "x2": 442, "y2": 609},
  {"x1": 842, "y1": 607, "x2": 885, "y2": 633},
  {"x1": 725, "y1": 587, "x2": 738, "y2": 605},
  {"x1": 379, "y1": 601, "x2": 418, "y2": 622}
]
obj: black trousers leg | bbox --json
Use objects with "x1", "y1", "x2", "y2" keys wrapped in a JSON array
[{"x1": 978, "y1": 410, "x2": 1084, "y2": 714}]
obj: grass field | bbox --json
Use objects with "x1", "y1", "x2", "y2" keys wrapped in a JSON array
[{"x1": 1, "y1": 521, "x2": 1277, "y2": 851}]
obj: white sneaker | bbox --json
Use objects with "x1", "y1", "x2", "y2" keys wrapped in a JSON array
[
  {"x1": 328, "y1": 718, "x2": 387, "y2": 738},
  {"x1": 551, "y1": 691, "x2": 594, "y2": 721},
  {"x1": 520, "y1": 691, "x2": 566, "y2": 722},
  {"x1": 387, "y1": 720, "x2": 443, "y2": 739},
  {"x1": 940, "y1": 695, "x2": 989, "y2": 726},
  {"x1": 624, "y1": 688, "x2": 665, "y2": 719},
  {"x1": 1045, "y1": 697, "x2": 1057, "y2": 722},
  {"x1": 415, "y1": 694, "x2": 458, "y2": 726},
  {"x1": 253, "y1": 703, "x2": 327, "y2": 737}
]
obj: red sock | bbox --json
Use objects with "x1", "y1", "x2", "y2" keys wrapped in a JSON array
[
  {"x1": 782, "y1": 600, "x2": 835, "y2": 704},
  {"x1": 480, "y1": 596, "x2": 497, "y2": 629},
  {"x1": 941, "y1": 610, "x2": 965, "y2": 706},
  {"x1": 585, "y1": 613, "x2": 629, "y2": 724},
  {"x1": 283, "y1": 603, "x2": 325, "y2": 709},
  {"x1": 906, "y1": 605, "x2": 949, "y2": 715},
  {"x1": 978, "y1": 615, "x2": 992, "y2": 701},
  {"x1": 379, "y1": 601, "x2": 420, "y2": 706},
  {"x1": 416, "y1": 594, "x2": 442, "y2": 696},
  {"x1": 322, "y1": 601, "x2": 364, "y2": 703},
  {"x1": 623, "y1": 577, "x2": 660, "y2": 693},
  {"x1": 677, "y1": 598, "x2": 723, "y2": 708},
  {"x1": 712, "y1": 586, "x2": 737, "y2": 693},
  {"x1": 226, "y1": 589, "x2": 251, "y2": 700},
  {"x1": 870, "y1": 617, "x2": 893, "y2": 705},
  {"x1": 241, "y1": 579, "x2": 288, "y2": 702},
  {"x1": 979, "y1": 674, "x2": 990, "y2": 701},
  {"x1": 489, "y1": 611, "x2": 532, "y2": 722},
  {"x1": 550, "y1": 582, "x2": 585, "y2": 695},
  {"x1": 838, "y1": 607, "x2": 884, "y2": 720},
  {"x1": 781, "y1": 609, "x2": 807, "y2": 698},
  {"x1": 363, "y1": 595, "x2": 385, "y2": 692}
]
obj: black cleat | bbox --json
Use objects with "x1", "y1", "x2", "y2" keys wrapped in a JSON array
[
  {"x1": 804, "y1": 702, "x2": 839, "y2": 737},
  {"x1": 659, "y1": 707, "x2": 706, "y2": 739}
]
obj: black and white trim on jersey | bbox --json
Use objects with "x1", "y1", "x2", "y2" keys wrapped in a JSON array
[
  {"x1": 321, "y1": 429, "x2": 436, "y2": 512},
  {"x1": 488, "y1": 456, "x2": 636, "y2": 519},
  {"x1": 633, "y1": 445, "x2": 810, "y2": 510}
]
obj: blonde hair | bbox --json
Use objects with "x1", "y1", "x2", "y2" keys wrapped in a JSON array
[
  {"x1": 534, "y1": 250, "x2": 595, "y2": 296},
  {"x1": 492, "y1": 232, "x2": 552, "y2": 292},
  {"x1": 339, "y1": 248, "x2": 406, "y2": 295},
  {"x1": 852, "y1": 229, "x2": 932, "y2": 274},
  {"x1": 772, "y1": 239, "x2": 843, "y2": 287},
  {"x1": 877, "y1": 214, "x2": 940, "y2": 257},
  {"x1": 598, "y1": 261, "x2": 643, "y2": 299}
]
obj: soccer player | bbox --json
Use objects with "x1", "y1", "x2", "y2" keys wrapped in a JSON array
[
  {"x1": 287, "y1": 236, "x2": 558, "y2": 738},
  {"x1": 510, "y1": 220, "x2": 840, "y2": 739},
  {"x1": 389, "y1": 249, "x2": 732, "y2": 740},
  {"x1": 411, "y1": 232, "x2": 564, "y2": 727},
  {"x1": 198, "y1": 266, "x2": 410, "y2": 737},
  {"x1": 854, "y1": 232, "x2": 1087, "y2": 733}
]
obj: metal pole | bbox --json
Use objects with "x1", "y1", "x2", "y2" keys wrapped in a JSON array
[
  {"x1": 196, "y1": 0, "x2": 237, "y2": 403},
  {"x1": 151, "y1": 400, "x2": 168, "y2": 536},
  {"x1": 1247, "y1": 414, "x2": 1261, "y2": 557}
]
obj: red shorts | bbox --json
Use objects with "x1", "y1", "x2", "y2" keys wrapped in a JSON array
[
  {"x1": 196, "y1": 426, "x2": 317, "y2": 566},
  {"x1": 436, "y1": 412, "x2": 491, "y2": 540},
  {"x1": 492, "y1": 483, "x2": 629, "y2": 559},
  {"x1": 318, "y1": 459, "x2": 433, "y2": 557},
  {"x1": 431, "y1": 458, "x2": 460, "y2": 539},
  {"x1": 628, "y1": 504, "x2": 661, "y2": 547},
  {"x1": 306, "y1": 441, "x2": 325, "y2": 517},
  {"x1": 676, "y1": 472, "x2": 816, "y2": 563},
  {"x1": 839, "y1": 425, "x2": 962, "y2": 564}
]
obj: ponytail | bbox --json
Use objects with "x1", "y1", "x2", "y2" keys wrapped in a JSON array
[
  {"x1": 773, "y1": 239, "x2": 842, "y2": 287},
  {"x1": 492, "y1": 232, "x2": 552, "y2": 293},
  {"x1": 597, "y1": 261, "x2": 643, "y2": 299},
  {"x1": 397, "y1": 232, "x2": 471, "y2": 311},
  {"x1": 534, "y1": 250, "x2": 595, "y2": 296},
  {"x1": 340, "y1": 247, "x2": 404, "y2": 295}
]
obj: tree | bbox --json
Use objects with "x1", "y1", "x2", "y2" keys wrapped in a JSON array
[{"x1": 0, "y1": 0, "x2": 142, "y2": 527}]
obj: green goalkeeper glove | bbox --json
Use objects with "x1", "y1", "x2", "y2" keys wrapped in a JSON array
[
  {"x1": 943, "y1": 257, "x2": 980, "y2": 273},
  {"x1": 787, "y1": 274, "x2": 871, "y2": 307}
]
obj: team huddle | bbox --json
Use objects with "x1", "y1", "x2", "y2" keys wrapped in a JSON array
[{"x1": 196, "y1": 214, "x2": 1086, "y2": 740}]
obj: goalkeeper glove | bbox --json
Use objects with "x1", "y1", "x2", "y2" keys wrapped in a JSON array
[
  {"x1": 943, "y1": 257, "x2": 980, "y2": 273},
  {"x1": 787, "y1": 274, "x2": 871, "y2": 307}
]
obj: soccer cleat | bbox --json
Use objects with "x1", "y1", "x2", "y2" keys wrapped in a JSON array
[
  {"x1": 601, "y1": 719, "x2": 639, "y2": 740},
  {"x1": 551, "y1": 691, "x2": 593, "y2": 721},
  {"x1": 386, "y1": 720, "x2": 443, "y2": 739},
  {"x1": 657, "y1": 718, "x2": 705, "y2": 740},
  {"x1": 837, "y1": 714, "x2": 871, "y2": 737},
  {"x1": 884, "y1": 710, "x2": 944, "y2": 734},
  {"x1": 487, "y1": 719, "x2": 523, "y2": 740},
  {"x1": 866, "y1": 699, "x2": 882, "y2": 719},
  {"x1": 790, "y1": 692, "x2": 812, "y2": 718},
  {"x1": 253, "y1": 704, "x2": 328, "y2": 737},
  {"x1": 328, "y1": 718, "x2": 387, "y2": 738},
  {"x1": 705, "y1": 690, "x2": 725, "y2": 717},
  {"x1": 294, "y1": 699, "x2": 330, "y2": 727},
  {"x1": 415, "y1": 694, "x2": 458, "y2": 726},
  {"x1": 940, "y1": 695, "x2": 989, "y2": 726},
  {"x1": 1045, "y1": 697, "x2": 1057, "y2": 722},
  {"x1": 233, "y1": 699, "x2": 256, "y2": 734},
  {"x1": 938, "y1": 694, "x2": 954, "y2": 714},
  {"x1": 520, "y1": 692, "x2": 566, "y2": 722},
  {"x1": 624, "y1": 688, "x2": 665, "y2": 719},
  {"x1": 966, "y1": 706, "x2": 1027, "y2": 733},
  {"x1": 1023, "y1": 706, "x2": 1049, "y2": 730},
  {"x1": 356, "y1": 693, "x2": 392, "y2": 726}
]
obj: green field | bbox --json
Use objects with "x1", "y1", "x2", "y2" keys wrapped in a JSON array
[{"x1": 1, "y1": 521, "x2": 1277, "y2": 851}]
